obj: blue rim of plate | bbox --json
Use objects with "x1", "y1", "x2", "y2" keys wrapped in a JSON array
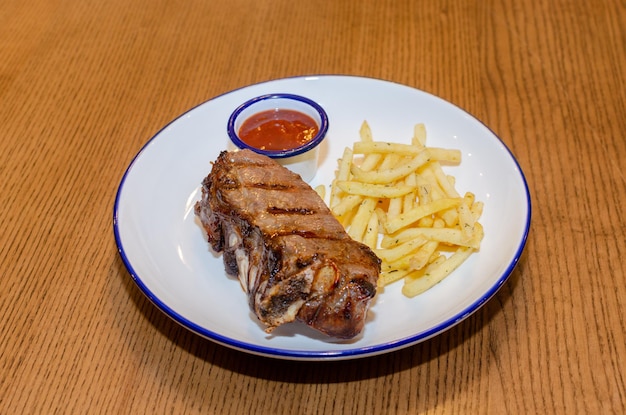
[{"x1": 113, "y1": 75, "x2": 531, "y2": 361}]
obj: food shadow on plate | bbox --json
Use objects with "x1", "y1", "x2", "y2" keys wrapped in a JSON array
[{"x1": 314, "y1": 132, "x2": 330, "y2": 168}]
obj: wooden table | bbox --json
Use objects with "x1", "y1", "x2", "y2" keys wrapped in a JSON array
[{"x1": 2, "y1": 0, "x2": 624, "y2": 413}]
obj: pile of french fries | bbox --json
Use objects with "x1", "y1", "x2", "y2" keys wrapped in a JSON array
[{"x1": 328, "y1": 121, "x2": 484, "y2": 297}]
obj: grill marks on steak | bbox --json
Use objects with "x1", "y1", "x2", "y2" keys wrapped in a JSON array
[{"x1": 195, "y1": 149, "x2": 381, "y2": 339}]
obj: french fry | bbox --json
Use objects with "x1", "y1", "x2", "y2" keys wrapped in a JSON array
[
  {"x1": 457, "y1": 199, "x2": 476, "y2": 241},
  {"x1": 359, "y1": 120, "x2": 374, "y2": 142},
  {"x1": 378, "y1": 268, "x2": 413, "y2": 287},
  {"x1": 331, "y1": 193, "x2": 363, "y2": 218},
  {"x1": 379, "y1": 153, "x2": 405, "y2": 170},
  {"x1": 374, "y1": 235, "x2": 428, "y2": 263},
  {"x1": 361, "y1": 153, "x2": 384, "y2": 172},
  {"x1": 384, "y1": 198, "x2": 462, "y2": 234},
  {"x1": 416, "y1": 182, "x2": 432, "y2": 205},
  {"x1": 336, "y1": 181, "x2": 414, "y2": 199},
  {"x1": 416, "y1": 168, "x2": 447, "y2": 200},
  {"x1": 348, "y1": 198, "x2": 377, "y2": 242},
  {"x1": 403, "y1": 173, "x2": 417, "y2": 212},
  {"x1": 402, "y1": 247, "x2": 474, "y2": 297},
  {"x1": 408, "y1": 240, "x2": 439, "y2": 271},
  {"x1": 352, "y1": 141, "x2": 422, "y2": 156},
  {"x1": 382, "y1": 255, "x2": 413, "y2": 272},
  {"x1": 362, "y1": 210, "x2": 380, "y2": 249},
  {"x1": 471, "y1": 201, "x2": 484, "y2": 221},
  {"x1": 439, "y1": 207, "x2": 459, "y2": 227},
  {"x1": 427, "y1": 162, "x2": 460, "y2": 198},
  {"x1": 412, "y1": 123, "x2": 427, "y2": 147},
  {"x1": 427, "y1": 147, "x2": 462, "y2": 163},
  {"x1": 336, "y1": 147, "x2": 354, "y2": 181},
  {"x1": 387, "y1": 196, "x2": 403, "y2": 218},
  {"x1": 469, "y1": 222, "x2": 484, "y2": 248},
  {"x1": 330, "y1": 147, "x2": 354, "y2": 208},
  {"x1": 350, "y1": 151, "x2": 431, "y2": 184},
  {"x1": 403, "y1": 254, "x2": 446, "y2": 283},
  {"x1": 382, "y1": 226, "x2": 481, "y2": 249}
]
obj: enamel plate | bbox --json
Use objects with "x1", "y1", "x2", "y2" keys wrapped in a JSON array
[{"x1": 113, "y1": 75, "x2": 531, "y2": 361}]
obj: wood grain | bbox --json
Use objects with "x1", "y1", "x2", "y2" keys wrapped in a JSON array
[{"x1": 1, "y1": 0, "x2": 624, "y2": 413}]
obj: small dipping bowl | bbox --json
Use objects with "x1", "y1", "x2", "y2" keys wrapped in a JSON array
[{"x1": 227, "y1": 93, "x2": 329, "y2": 182}]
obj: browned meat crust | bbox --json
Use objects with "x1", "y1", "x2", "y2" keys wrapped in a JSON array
[{"x1": 194, "y1": 149, "x2": 380, "y2": 339}]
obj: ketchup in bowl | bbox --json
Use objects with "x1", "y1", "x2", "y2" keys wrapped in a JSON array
[
  {"x1": 238, "y1": 109, "x2": 319, "y2": 151},
  {"x1": 227, "y1": 93, "x2": 329, "y2": 182}
]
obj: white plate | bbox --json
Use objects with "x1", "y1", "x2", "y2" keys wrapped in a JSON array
[{"x1": 113, "y1": 75, "x2": 531, "y2": 361}]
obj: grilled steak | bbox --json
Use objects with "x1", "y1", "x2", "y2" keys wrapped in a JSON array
[{"x1": 195, "y1": 149, "x2": 380, "y2": 339}]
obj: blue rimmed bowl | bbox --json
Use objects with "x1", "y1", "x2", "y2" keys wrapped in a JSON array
[{"x1": 227, "y1": 93, "x2": 329, "y2": 182}]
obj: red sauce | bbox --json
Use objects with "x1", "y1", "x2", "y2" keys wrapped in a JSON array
[{"x1": 238, "y1": 109, "x2": 319, "y2": 151}]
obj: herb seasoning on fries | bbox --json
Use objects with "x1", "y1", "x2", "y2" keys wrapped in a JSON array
[{"x1": 328, "y1": 121, "x2": 484, "y2": 297}]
